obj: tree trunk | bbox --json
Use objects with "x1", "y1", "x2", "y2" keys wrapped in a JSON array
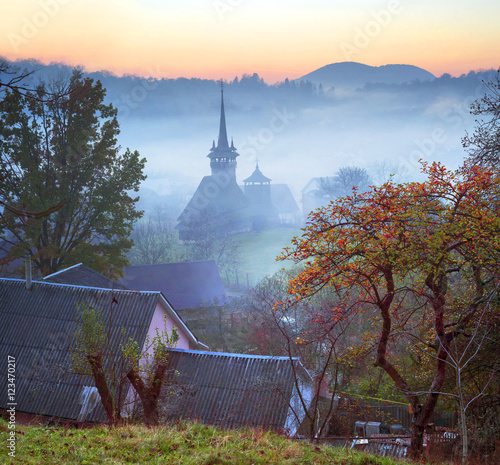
[
  {"x1": 88, "y1": 354, "x2": 121, "y2": 426},
  {"x1": 410, "y1": 422, "x2": 425, "y2": 459},
  {"x1": 127, "y1": 361, "x2": 168, "y2": 427},
  {"x1": 458, "y1": 366, "x2": 468, "y2": 465}
]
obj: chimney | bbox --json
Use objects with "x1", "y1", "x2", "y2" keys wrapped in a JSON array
[{"x1": 25, "y1": 253, "x2": 32, "y2": 291}]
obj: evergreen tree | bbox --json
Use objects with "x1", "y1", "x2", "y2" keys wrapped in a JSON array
[{"x1": 0, "y1": 70, "x2": 146, "y2": 278}]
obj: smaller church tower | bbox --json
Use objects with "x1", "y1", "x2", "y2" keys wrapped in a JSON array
[
  {"x1": 243, "y1": 161, "x2": 278, "y2": 231},
  {"x1": 207, "y1": 81, "x2": 239, "y2": 180},
  {"x1": 243, "y1": 161, "x2": 272, "y2": 204}
]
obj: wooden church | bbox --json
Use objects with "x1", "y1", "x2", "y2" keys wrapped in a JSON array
[{"x1": 177, "y1": 84, "x2": 282, "y2": 240}]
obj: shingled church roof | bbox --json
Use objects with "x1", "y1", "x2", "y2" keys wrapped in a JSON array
[
  {"x1": 177, "y1": 175, "x2": 248, "y2": 227},
  {"x1": 243, "y1": 163, "x2": 272, "y2": 184}
]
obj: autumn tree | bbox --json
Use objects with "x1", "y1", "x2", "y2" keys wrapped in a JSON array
[
  {"x1": 279, "y1": 162, "x2": 500, "y2": 457},
  {"x1": 0, "y1": 69, "x2": 146, "y2": 278}
]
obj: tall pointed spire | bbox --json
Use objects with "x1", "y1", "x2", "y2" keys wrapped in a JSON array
[{"x1": 217, "y1": 79, "x2": 229, "y2": 150}]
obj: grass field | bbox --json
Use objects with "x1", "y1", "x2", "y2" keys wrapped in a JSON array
[
  {"x1": 231, "y1": 226, "x2": 303, "y2": 288},
  {"x1": 0, "y1": 418, "x2": 423, "y2": 465}
]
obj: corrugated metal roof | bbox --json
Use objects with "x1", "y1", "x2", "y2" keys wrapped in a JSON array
[
  {"x1": 162, "y1": 348, "x2": 312, "y2": 434},
  {"x1": 0, "y1": 279, "x2": 160, "y2": 422}
]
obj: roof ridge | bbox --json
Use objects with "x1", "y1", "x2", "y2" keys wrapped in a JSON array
[
  {"x1": 42, "y1": 263, "x2": 83, "y2": 279},
  {"x1": 167, "y1": 347, "x2": 300, "y2": 361},
  {"x1": 0, "y1": 278, "x2": 160, "y2": 294}
]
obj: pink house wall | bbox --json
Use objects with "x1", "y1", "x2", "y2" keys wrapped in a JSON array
[{"x1": 145, "y1": 302, "x2": 191, "y2": 350}]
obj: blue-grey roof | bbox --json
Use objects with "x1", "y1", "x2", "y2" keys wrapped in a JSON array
[
  {"x1": 122, "y1": 261, "x2": 226, "y2": 310},
  {"x1": 271, "y1": 184, "x2": 300, "y2": 213},
  {"x1": 0, "y1": 279, "x2": 206, "y2": 422},
  {"x1": 43, "y1": 263, "x2": 127, "y2": 289},
  {"x1": 162, "y1": 348, "x2": 313, "y2": 435}
]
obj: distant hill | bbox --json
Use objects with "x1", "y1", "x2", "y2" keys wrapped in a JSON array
[{"x1": 297, "y1": 62, "x2": 436, "y2": 91}]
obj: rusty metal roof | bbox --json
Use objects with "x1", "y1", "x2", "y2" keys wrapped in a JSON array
[
  {"x1": 0, "y1": 279, "x2": 205, "y2": 422},
  {"x1": 162, "y1": 348, "x2": 313, "y2": 435}
]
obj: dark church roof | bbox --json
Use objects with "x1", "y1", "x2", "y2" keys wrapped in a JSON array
[
  {"x1": 162, "y1": 348, "x2": 313, "y2": 435},
  {"x1": 244, "y1": 163, "x2": 272, "y2": 184},
  {"x1": 121, "y1": 260, "x2": 226, "y2": 310},
  {"x1": 177, "y1": 175, "x2": 248, "y2": 227},
  {"x1": 43, "y1": 263, "x2": 127, "y2": 289}
]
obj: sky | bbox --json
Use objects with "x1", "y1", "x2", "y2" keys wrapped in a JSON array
[{"x1": 1, "y1": 0, "x2": 499, "y2": 83}]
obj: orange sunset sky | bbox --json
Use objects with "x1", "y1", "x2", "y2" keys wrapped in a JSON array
[{"x1": 1, "y1": 0, "x2": 499, "y2": 83}]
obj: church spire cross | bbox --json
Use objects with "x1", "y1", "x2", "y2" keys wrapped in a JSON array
[{"x1": 217, "y1": 79, "x2": 229, "y2": 150}]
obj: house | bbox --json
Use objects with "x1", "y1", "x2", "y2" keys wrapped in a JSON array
[
  {"x1": 120, "y1": 260, "x2": 227, "y2": 311},
  {"x1": 120, "y1": 260, "x2": 229, "y2": 340},
  {"x1": 301, "y1": 177, "x2": 333, "y2": 218},
  {"x1": 270, "y1": 184, "x2": 301, "y2": 225},
  {"x1": 160, "y1": 348, "x2": 313, "y2": 436},
  {"x1": 0, "y1": 278, "x2": 207, "y2": 424}
]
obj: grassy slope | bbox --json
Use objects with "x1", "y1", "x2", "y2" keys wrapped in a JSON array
[
  {"x1": 0, "y1": 419, "x2": 421, "y2": 465},
  {"x1": 236, "y1": 227, "x2": 302, "y2": 287}
]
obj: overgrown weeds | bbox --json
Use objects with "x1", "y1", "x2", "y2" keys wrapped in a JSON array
[{"x1": 0, "y1": 417, "x2": 425, "y2": 464}]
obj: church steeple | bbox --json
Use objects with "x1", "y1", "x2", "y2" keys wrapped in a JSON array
[
  {"x1": 207, "y1": 80, "x2": 239, "y2": 179},
  {"x1": 217, "y1": 80, "x2": 229, "y2": 150}
]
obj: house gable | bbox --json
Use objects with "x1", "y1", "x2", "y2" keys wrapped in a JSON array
[{"x1": 0, "y1": 279, "x2": 206, "y2": 423}]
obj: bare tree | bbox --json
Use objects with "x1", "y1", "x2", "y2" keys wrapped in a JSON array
[
  {"x1": 128, "y1": 219, "x2": 178, "y2": 265},
  {"x1": 71, "y1": 302, "x2": 179, "y2": 427},
  {"x1": 243, "y1": 268, "x2": 356, "y2": 441},
  {"x1": 463, "y1": 70, "x2": 500, "y2": 168},
  {"x1": 183, "y1": 209, "x2": 241, "y2": 275},
  {"x1": 0, "y1": 58, "x2": 72, "y2": 101},
  {"x1": 315, "y1": 166, "x2": 373, "y2": 200},
  {"x1": 409, "y1": 292, "x2": 499, "y2": 465},
  {"x1": 367, "y1": 158, "x2": 410, "y2": 185}
]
